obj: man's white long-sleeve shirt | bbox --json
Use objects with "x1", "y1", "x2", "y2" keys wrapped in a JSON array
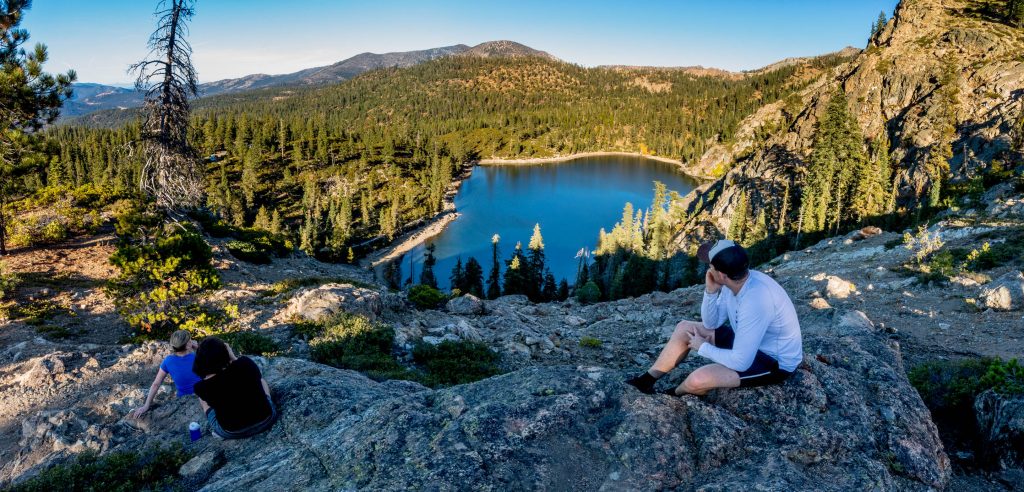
[{"x1": 697, "y1": 270, "x2": 803, "y2": 372}]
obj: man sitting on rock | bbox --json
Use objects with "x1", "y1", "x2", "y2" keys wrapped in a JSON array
[{"x1": 627, "y1": 240, "x2": 803, "y2": 395}]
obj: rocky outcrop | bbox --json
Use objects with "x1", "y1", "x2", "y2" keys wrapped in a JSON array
[
  {"x1": 975, "y1": 390, "x2": 1024, "y2": 471},
  {"x1": 281, "y1": 283, "x2": 382, "y2": 322},
  {"x1": 676, "y1": 0, "x2": 1024, "y2": 246},
  {"x1": 981, "y1": 270, "x2": 1024, "y2": 311},
  {"x1": 3, "y1": 306, "x2": 949, "y2": 490}
]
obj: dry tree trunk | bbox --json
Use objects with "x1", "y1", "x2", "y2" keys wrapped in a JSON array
[{"x1": 130, "y1": 0, "x2": 203, "y2": 211}]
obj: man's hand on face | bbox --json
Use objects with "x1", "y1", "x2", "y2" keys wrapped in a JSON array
[
  {"x1": 688, "y1": 331, "x2": 707, "y2": 351},
  {"x1": 705, "y1": 268, "x2": 722, "y2": 294}
]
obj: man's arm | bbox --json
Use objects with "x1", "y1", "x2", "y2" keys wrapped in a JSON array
[
  {"x1": 697, "y1": 296, "x2": 772, "y2": 371},
  {"x1": 700, "y1": 270, "x2": 729, "y2": 330}
]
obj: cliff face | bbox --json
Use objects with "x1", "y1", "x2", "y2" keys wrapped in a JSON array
[{"x1": 678, "y1": 0, "x2": 1024, "y2": 243}]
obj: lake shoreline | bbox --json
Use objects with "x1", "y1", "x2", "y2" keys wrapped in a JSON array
[
  {"x1": 479, "y1": 151, "x2": 683, "y2": 167},
  {"x1": 362, "y1": 151, "x2": 698, "y2": 276},
  {"x1": 361, "y1": 163, "x2": 472, "y2": 269}
]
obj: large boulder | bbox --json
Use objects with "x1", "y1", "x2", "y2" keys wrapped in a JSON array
[
  {"x1": 3, "y1": 310, "x2": 949, "y2": 491},
  {"x1": 446, "y1": 294, "x2": 484, "y2": 315},
  {"x1": 282, "y1": 283, "x2": 382, "y2": 322},
  {"x1": 981, "y1": 271, "x2": 1024, "y2": 311},
  {"x1": 974, "y1": 389, "x2": 1024, "y2": 470}
]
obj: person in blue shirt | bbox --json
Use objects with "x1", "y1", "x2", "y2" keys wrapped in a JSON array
[{"x1": 130, "y1": 330, "x2": 203, "y2": 419}]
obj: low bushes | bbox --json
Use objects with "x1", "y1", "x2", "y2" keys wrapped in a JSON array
[
  {"x1": 219, "y1": 331, "x2": 280, "y2": 356},
  {"x1": 4, "y1": 184, "x2": 127, "y2": 249},
  {"x1": 303, "y1": 313, "x2": 503, "y2": 387},
  {"x1": 0, "y1": 261, "x2": 18, "y2": 301},
  {"x1": 408, "y1": 284, "x2": 447, "y2": 310},
  {"x1": 411, "y1": 340, "x2": 501, "y2": 387},
  {"x1": 909, "y1": 357, "x2": 1024, "y2": 453},
  {"x1": 910, "y1": 357, "x2": 1024, "y2": 412},
  {"x1": 109, "y1": 206, "x2": 224, "y2": 341},
  {"x1": 307, "y1": 313, "x2": 408, "y2": 380},
  {"x1": 3, "y1": 444, "x2": 190, "y2": 492},
  {"x1": 192, "y1": 211, "x2": 292, "y2": 264},
  {"x1": 575, "y1": 281, "x2": 602, "y2": 304}
]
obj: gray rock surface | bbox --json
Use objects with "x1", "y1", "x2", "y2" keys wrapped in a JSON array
[
  {"x1": 2, "y1": 309, "x2": 949, "y2": 491},
  {"x1": 282, "y1": 283, "x2": 382, "y2": 322},
  {"x1": 975, "y1": 390, "x2": 1024, "y2": 471},
  {"x1": 446, "y1": 294, "x2": 484, "y2": 315},
  {"x1": 981, "y1": 271, "x2": 1024, "y2": 311}
]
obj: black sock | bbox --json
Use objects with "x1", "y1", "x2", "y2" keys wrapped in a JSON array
[{"x1": 626, "y1": 372, "x2": 658, "y2": 394}]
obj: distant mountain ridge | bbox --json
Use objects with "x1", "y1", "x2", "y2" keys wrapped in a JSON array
[{"x1": 63, "y1": 41, "x2": 561, "y2": 119}]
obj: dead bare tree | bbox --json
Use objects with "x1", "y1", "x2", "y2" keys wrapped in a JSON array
[{"x1": 129, "y1": 0, "x2": 203, "y2": 210}]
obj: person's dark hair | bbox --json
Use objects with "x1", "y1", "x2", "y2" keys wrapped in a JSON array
[
  {"x1": 711, "y1": 245, "x2": 749, "y2": 281},
  {"x1": 193, "y1": 337, "x2": 231, "y2": 377}
]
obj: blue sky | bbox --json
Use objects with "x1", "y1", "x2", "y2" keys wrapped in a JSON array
[{"x1": 26, "y1": 0, "x2": 900, "y2": 85}]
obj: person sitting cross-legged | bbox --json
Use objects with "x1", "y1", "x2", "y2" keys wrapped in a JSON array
[
  {"x1": 193, "y1": 337, "x2": 277, "y2": 439},
  {"x1": 626, "y1": 240, "x2": 803, "y2": 396}
]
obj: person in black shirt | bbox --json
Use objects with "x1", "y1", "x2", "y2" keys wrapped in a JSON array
[{"x1": 192, "y1": 337, "x2": 277, "y2": 439}]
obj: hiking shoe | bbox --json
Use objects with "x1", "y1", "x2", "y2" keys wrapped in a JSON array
[
  {"x1": 662, "y1": 386, "x2": 681, "y2": 397},
  {"x1": 625, "y1": 373, "x2": 656, "y2": 394}
]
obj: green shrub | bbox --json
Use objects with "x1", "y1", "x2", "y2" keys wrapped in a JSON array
[
  {"x1": 5, "y1": 444, "x2": 190, "y2": 492},
  {"x1": 576, "y1": 281, "x2": 602, "y2": 304},
  {"x1": 40, "y1": 220, "x2": 68, "y2": 243},
  {"x1": 411, "y1": 340, "x2": 502, "y2": 387},
  {"x1": 225, "y1": 240, "x2": 272, "y2": 264},
  {"x1": 579, "y1": 336, "x2": 603, "y2": 348},
  {"x1": 109, "y1": 213, "x2": 222, "y2": 341},
  {"x1": 308, "y1": 314, "x2": 407, "y2": 380},
  {"x1": 193, "y1": 211, "x2": 292, "y2": 261},
  {"x1": 909, "y1": 357, "x2": 1024, "y2": 412},
  {"x1": 220, "y1": 331, "x2": 280, "y2": 356},
  {"x1": 0, "y1": 262, "x2": 18, "y2": 301},
  {"x1": 408, "y1": 284, "x2": 447, "y2": 310}
]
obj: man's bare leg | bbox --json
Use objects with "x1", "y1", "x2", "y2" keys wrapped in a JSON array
[
  {"x1": 668, "y1": 363, "x2": 740, "y2": 396},
  {"x1": 627, "y1": 320, "x2": 716, "y2": 394},
  {"x1": 650, "y1": 320, "x2": 716, "y2": 375}
]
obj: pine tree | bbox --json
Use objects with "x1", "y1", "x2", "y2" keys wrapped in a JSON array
[
  {"x1": 0, "y1": 0, "x2": 76, "y2": 254},
  {"x1": 727, "y1": 191, "x2": 749, "y2": 243},
  {"x1": 798, "y1": 89, "x2": 867, "y2": 236},
  {"x1": 241, "y1": 148, "x2": 259, "y2": 206},
  {"x1": 1007, "y1": 0, "x2": 1024, "y2": 27},
  {"x1": 463, "y1": 257, "x2": 485, "y2": 298},
  {"x1": 270, "y1": 208, "x2": 283, "y2": 234},
  {"x1": 503, "y1": 242, "x2": 529, "y2": 296},
  {"x1": 542, "y1": 270, "x2": 558, "y2": 301},
  {"x1": 557, "y1": 279, "x2": 570, "y2": 301},
  {"x1": 420, "y1": 243, "x2": 438, "y2": 288},
  {"x1": 253, "y1": 206, "x2": 271, "y2": 231},
  {"x1": 449, "y1": 257, "x2": 465, "y2": 294},
  {"x1": 871, "y1": 11, "x2": 887, "y2": 41},
  {"x1": 526, "y1": 223, "x2": 546, "y2": 301},
  {"x1": 486, "y1": 234, "x2": 502, "y2": 299}
]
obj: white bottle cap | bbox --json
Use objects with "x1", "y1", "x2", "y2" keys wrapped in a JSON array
[{"x1": 189, "y1": 422, "x2": 200, "y2": 431}]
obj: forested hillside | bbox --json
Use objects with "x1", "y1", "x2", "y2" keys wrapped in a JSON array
[
  {"x1": 669, "y1": 0, "x2": 1024, "y2": 264},
  {"x1": 15, "y1": 52, "x2": 852, "y2": 263}
]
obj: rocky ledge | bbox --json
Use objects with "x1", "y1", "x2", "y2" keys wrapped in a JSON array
[{"x1": 2, "y1": 306, "x2": 948, "y2": 491}]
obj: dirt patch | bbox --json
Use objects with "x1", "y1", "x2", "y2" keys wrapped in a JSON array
[{"x1": 1, "y1": 234, "x2": 127, "y2": 346}]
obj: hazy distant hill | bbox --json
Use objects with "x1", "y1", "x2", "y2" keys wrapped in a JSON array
[
  {"x1": 199, "y1": 44, "x2": 472, "y2": 96},
  {"x1": 63, "y1": 44, "x2": 474, "y2": 119},
  {"x1": 61, "y1": 83, "x2": 143, "y2": 118}
]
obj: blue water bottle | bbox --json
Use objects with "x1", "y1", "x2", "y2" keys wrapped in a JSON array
[{"x1": 189, "y1": 421, "x2": 202, "y2": 442}]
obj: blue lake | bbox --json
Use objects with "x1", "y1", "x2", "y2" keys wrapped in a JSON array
[{"x1": 384, "y1": 155, "x2": 698, "y2": 291}]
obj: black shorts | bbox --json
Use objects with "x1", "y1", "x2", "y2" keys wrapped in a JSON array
[{"x1": 713, "y1": 325, "x2": 794, "y2": 387}]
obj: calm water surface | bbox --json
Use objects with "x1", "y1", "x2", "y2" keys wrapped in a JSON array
[{"x1": 383, "y1": 155, "x2": 697, "y2": 290}]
